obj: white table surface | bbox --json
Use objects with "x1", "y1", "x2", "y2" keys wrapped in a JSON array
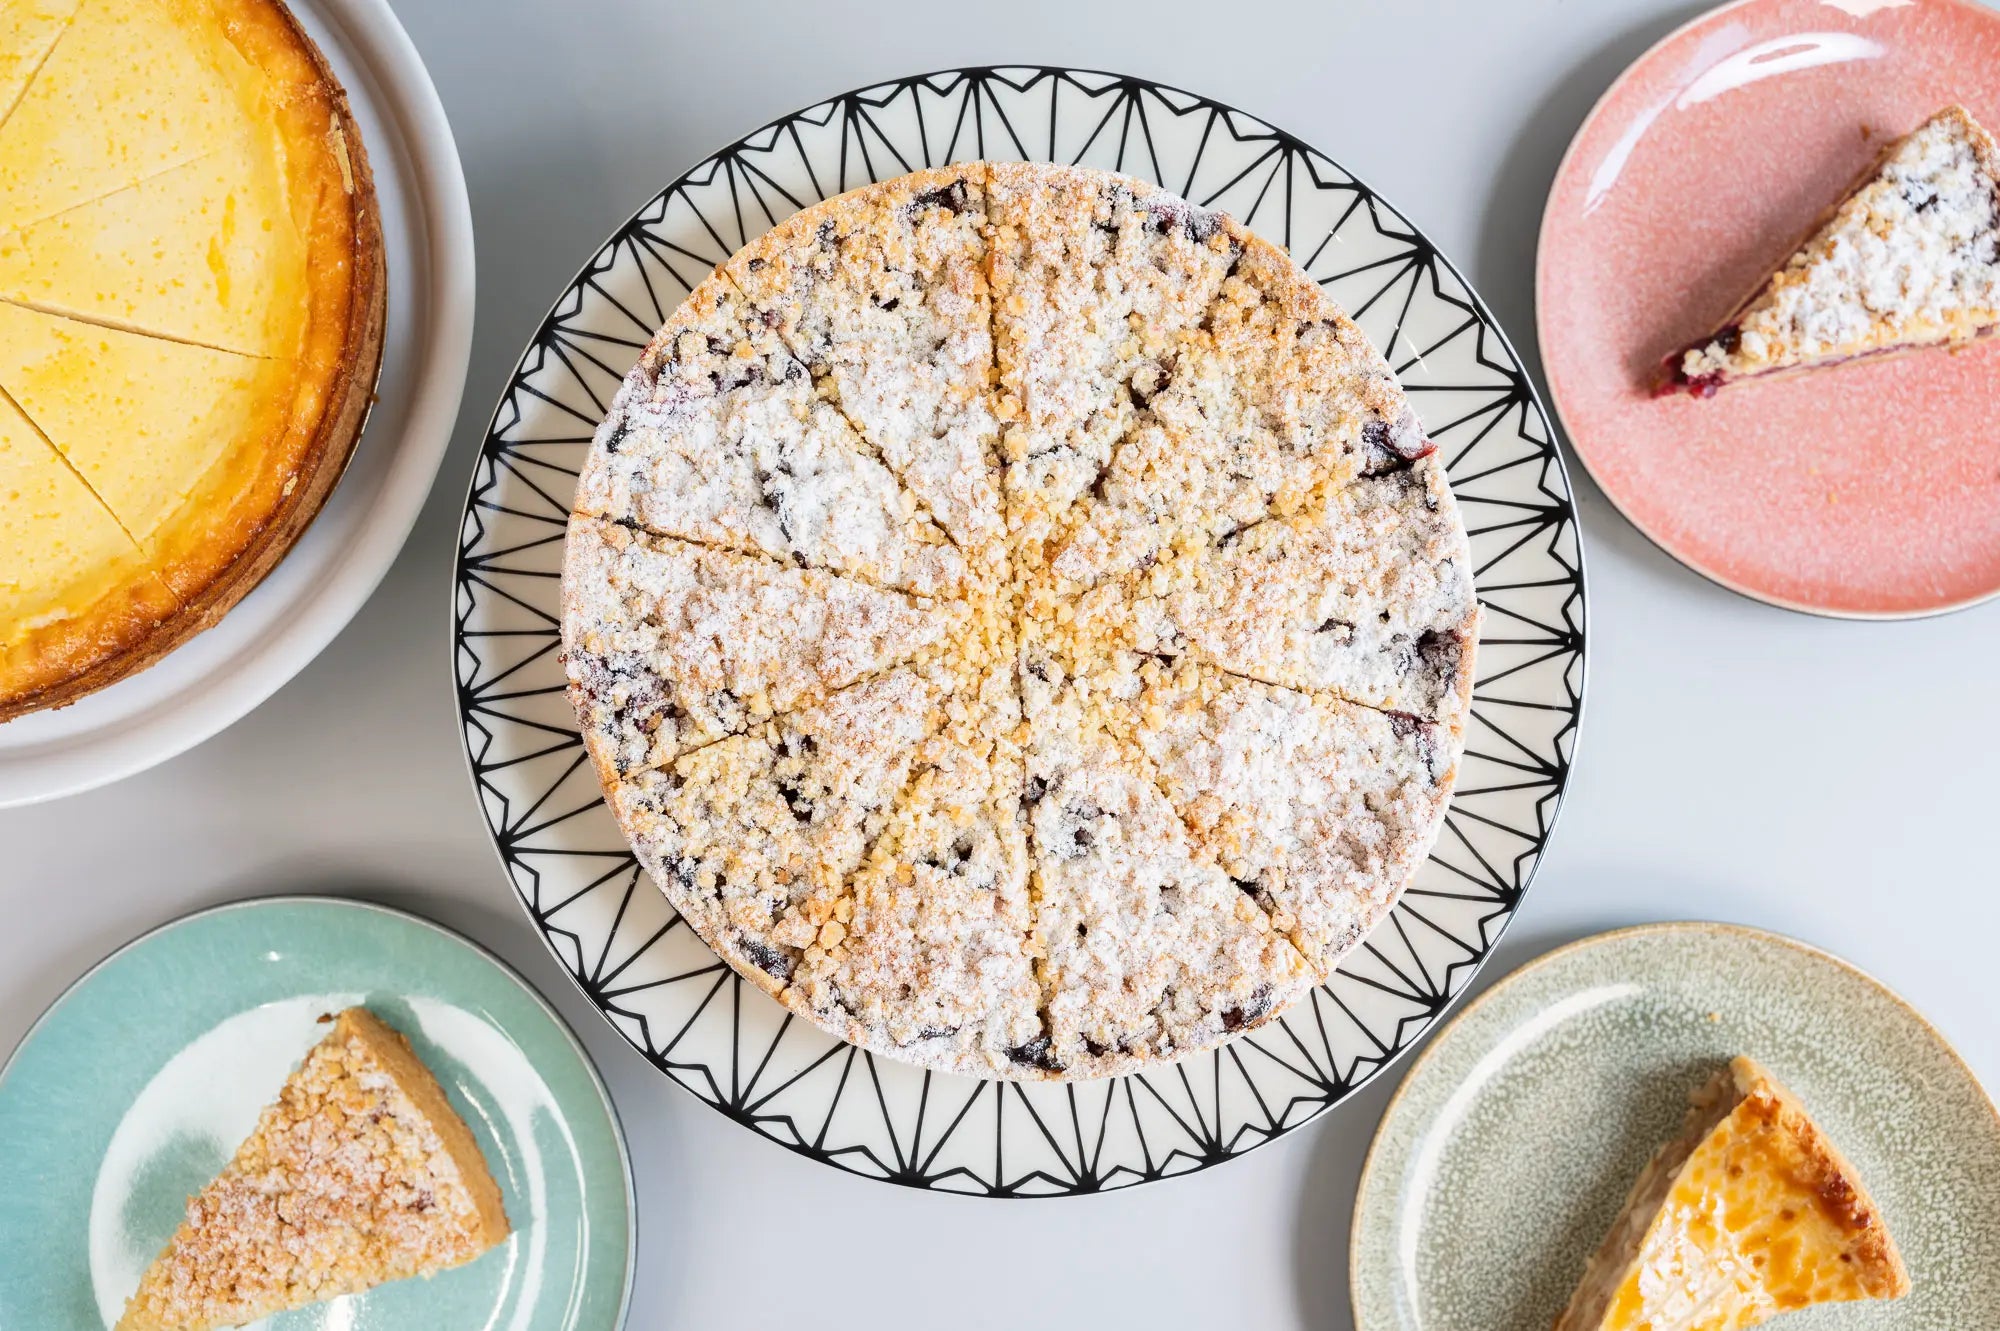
[{"x1": 6, "y1": 1, "x2": 1998, "y2": 1326}]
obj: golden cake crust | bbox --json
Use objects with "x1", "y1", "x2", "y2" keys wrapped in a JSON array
[
  {"x1": 0, "y1": 0, "x2": 385, "y2": 721},
  {"x1": 1726, "y1": 1058, "x2": 1909, "y2": 1299},
  {"x1": 1555, "y1": 1056, "x2": 1910, "y2": 1331},
  {"x1": 333, "y1": 1008, "x2": 512, "y2": 1249}
]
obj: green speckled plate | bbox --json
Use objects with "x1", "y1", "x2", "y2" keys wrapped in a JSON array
[
  {"x1": 1351, "y1": 922, "x2": 2000, "y2": 1330},
  {"x1": 0, "y1": 897, "x2": 634, "y2": 1331}
]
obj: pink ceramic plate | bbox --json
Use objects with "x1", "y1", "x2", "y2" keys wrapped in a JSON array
[{"x1": 1539, "y1": 0, "x2": 2000, "y2": 617}]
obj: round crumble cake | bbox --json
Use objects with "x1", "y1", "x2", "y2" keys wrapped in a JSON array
[{"x1": 560, "y1": 161, "x2": 1480, "y2": 1081}]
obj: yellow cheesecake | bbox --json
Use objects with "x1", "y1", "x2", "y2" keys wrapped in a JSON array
[
  {"x1": 117, "y1": 1008, "x2": 511, "y2": 1331},
  {"x1": 1555, "y1": 1056, "x2": 1910, "y2": 1331},
  {"x1": 0, "y1": 0, "x2": 384, "y2": 720}
]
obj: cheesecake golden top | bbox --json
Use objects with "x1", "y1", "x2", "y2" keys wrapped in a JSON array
[
  {"x1": 563, "y1": 162, "x2": 1478, "y2": 1079},
  {"x1": 1556, "y1": 1056, "x2": 1910, "y2": 1331},
  {"x1": 0, "y1": 0, "x2": 384, "y2": 719}
]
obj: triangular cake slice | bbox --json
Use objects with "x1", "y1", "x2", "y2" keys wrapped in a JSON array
[
  {"x1": 0, "y1": 301, "x2": 300, "y2": 602},
  {"x1": 1670, "y1": 105, "x2": 2000, "y2": 396},
  {"x1": 724, "y1": 165, "x2": 1007, "y2": 564},
  {"x1": 117, "y1": 1008, "x2": 510, "y2": 1331},
  {"x1": 561, "y1": 516, "x2": 963, "y2": 783},
  {"x1": 986, "y1": 164, "x2": 1241, "y2": 563},
  {"x1": 604, "y1": 666, "x2": 948, "y2": 992},
  {"x1": 571, "y1": 270, "x2": 968, "y2": 600},
  {"x1": 1017, "y1": 670, "x2": 1310, "y2": 1076},
  {"x1": 1555, "y1": 1056, "x2": 1909, "y2": 1331}
]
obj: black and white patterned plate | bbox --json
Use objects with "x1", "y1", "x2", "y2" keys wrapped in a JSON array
[{"x1": 452, "y1": 68, "x2": 1587, "y2": 1196}]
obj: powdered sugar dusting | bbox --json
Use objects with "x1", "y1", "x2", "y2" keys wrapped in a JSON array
[
  {"x1": 564, "y1": 162, "x2": 1477, "y2": 1078},
  {"x1": 1683, "y1": 105, "x2": 2000, "y2": 381},
  {"x1": 108, "y1": 1007, "x2": 508, "y2": 1330},
  {"x1": 728, "y1": 166, "x2": 1006, "y2": 565}
]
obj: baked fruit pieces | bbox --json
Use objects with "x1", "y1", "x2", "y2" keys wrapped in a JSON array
[
  {"x1": 116, "y1": 1008, "x2": 508, "y2": 1331},
  {"x1": 1668, "y1": 105, "x2": 2000, "y2": 396},
  {"x1": 0, "y1": 0, "x2": 384, "y2": 720},
  {"x1": 561, "y1": 161, "x2": 1480, "y2": 1080},
  {"x1": 1556, "y1": 1056, "x2": 1909, "y2": 1331}
]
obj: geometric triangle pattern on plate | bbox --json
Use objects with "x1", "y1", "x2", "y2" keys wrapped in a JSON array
[{"x1": 454, "y1": 66, "x2": 1587, "y2": 1195}]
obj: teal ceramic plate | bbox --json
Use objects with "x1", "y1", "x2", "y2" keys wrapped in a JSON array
[
  {"x1": 0, "y1": 897, "x2": 634, "y2": 1330},
  {"x1": 1351, "y1": 922, "x2": 2000, "y2": 1330}
]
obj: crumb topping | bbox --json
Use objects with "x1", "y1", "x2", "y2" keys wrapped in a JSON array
[
  {"x1": 574, "y1": 271, "x2": 970, "y2": 599},
  {"x1": 1682, "y1": 105, "x2": 2000, "y2": 384},
  {"x1": 116, "y1": 1010, "x2": 506, "y2": 1331},
  {"x1": 564, "y1": 162, "x2": 1478, "y2": 1079},
  {"x1": 726, "y1": 167, "x2": 1006, "y2": 569}
]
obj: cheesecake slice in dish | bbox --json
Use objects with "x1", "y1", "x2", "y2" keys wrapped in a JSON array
[
  {"x1": 1554, "y1": 1056, "x2": 1909, "y2": 1331},
  {"x1": 1670, "y1": 105, "x2": 2000, "y2": 396},
  {"x1": 116, "y1": 1008, "x2": 510, "y2": 1331}
]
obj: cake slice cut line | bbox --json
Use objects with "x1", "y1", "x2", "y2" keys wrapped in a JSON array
[
  {"x1": 564, "y1": 653, "x2": 944, "y2": 815},
  {"x1": 1112, "y1": 579, "x2": 1478, "y2": 734},
  {"x1": 1024, "y1": 565, "x2": 1469, "y2": 743},
  {"x1": 0, "y1": 292, "x2": 278, "y2": 359},
  {"x1": 0, "y1": 146, "x2": 218, "y2": 242},
  {"x1": 591, "y1": 514, "x2": 960, "y2": 610},
  {"x1": 0, "y1": 376, "x2": 157, "y2": 568},
  {"x1": 1159, "y1": 655, "x2": 1463, "y2": 748},
  {"x1": 996, "y1": 219, "x2": 1280, "y2": 583},
  {"x1": 983, "y1": 175, "x2": 1035, "y2": 760},
  {"x1": 0, "y1": 384, "x2": 186, "y2": 702},
  {"x1": 582, "y1": 394, "x2": 973, "y2": 599},
  {"x1": 0, "y1": 4, "x2": 74, "y2": 146},
  {"x1": 732, "y1": 651, "x2": 1016, "y2": 891}
]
